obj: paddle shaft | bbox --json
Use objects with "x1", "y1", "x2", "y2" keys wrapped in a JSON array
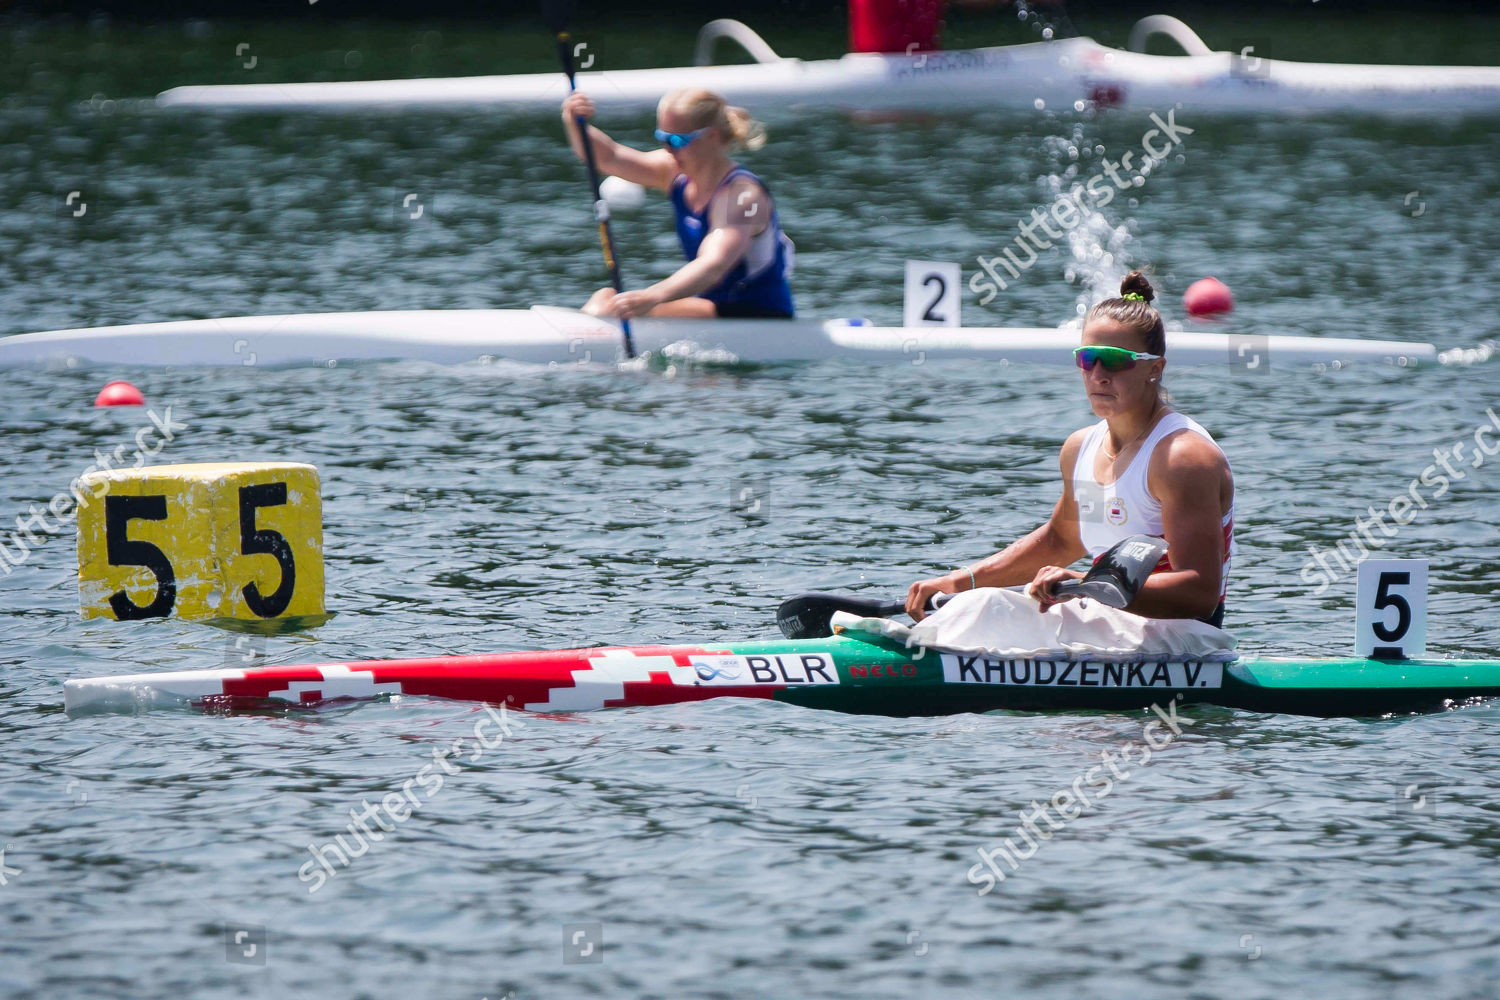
[
  {"x1": 551, "y1": 26, "x2": 636, "y2": 359},
  {"x1": 887, "y1": 581, "x2": 1083, "y2": 612},
  {"x1": 776, "y1": 535, "x2": 1169, "y2": 639}
]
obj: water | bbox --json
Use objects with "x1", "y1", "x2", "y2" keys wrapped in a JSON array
[{"x1": 4, "y1": 12, "x2": 1500, "y2": 1000}]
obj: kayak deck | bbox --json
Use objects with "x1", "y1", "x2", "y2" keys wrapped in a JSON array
[
  {"x1": 62, "y1": 633, "x2": 1500, "y2": 719},
  {"x1": 1226, "y1": 657, "x2": 1500, "y2": 716}
]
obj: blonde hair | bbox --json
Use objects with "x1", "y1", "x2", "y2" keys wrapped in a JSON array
[{"x1": 657, "y1": 88, "x2": 766, "y2": 151}]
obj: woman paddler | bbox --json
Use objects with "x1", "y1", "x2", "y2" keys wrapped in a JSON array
[
  {"x1": 906, "y1": 272, "x2": 1235, "y2": 626},
  {"x1": 560, "y1": 87, "x2": 795, "y2": 319}
]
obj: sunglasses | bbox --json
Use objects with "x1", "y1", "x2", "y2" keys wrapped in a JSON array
[
  {"x1": 655, "y1": 127, "x2": 708, "y2": 149},
  {"x1": 1073, "y1": 345, "x2": 1162, "y2": 372}
]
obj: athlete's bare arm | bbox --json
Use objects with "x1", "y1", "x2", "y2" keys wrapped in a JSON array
[
  {"x1": 1125, "y1": 431, "x2": 1231, "y2": 619},
  {"x1": 906, "y1": 429, "x2": 1090, "y2": 620},
  {"x1": 561, "y1": 92, "x2": 677, "y2": 190}
]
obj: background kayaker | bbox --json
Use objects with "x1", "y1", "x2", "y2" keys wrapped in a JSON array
[
  {"x1": 561, "y1": 87, "x2": 795, "y2": 319},
  {"x1": 906, "y1": 271, "x2": 1235, "y2": 626}
]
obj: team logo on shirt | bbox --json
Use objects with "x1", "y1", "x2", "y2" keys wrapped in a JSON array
[{"x1": 1105, "y1": 497, "x2": 1128, "y2": 525}]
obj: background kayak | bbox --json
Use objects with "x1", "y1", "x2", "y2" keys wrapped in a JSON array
[
  {"x1": 0, "y1": 307, "x2": 1436, "y2": 369},
  {"x1": 154, "y1": 27, "x2": 1500, "y2": 116}
]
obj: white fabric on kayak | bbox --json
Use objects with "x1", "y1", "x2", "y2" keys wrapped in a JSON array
[{"x1": 831, "y1": 587, "x2": 1237, "y2": 661}]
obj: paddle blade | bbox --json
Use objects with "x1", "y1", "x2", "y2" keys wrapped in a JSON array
[
  {"x1": 541, "y1": 0, "x2": 576, "y2": 35},
  {"x1": 1055, "y1": 533, "x2": 1168, "y2": 608},
  {"x1": 776, "y1": 592, "x2": 904, "y2": 639},
  {"x1": 1052, "y1": 577, "x2": 1129, "y2": 608}
]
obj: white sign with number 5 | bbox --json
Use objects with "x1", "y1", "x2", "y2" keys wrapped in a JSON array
[
  {"x1": 1355, "y1": 559, "x2": 1428, "y2": 658},
  {"x1": 904, "y1": 261, "x2": 961, "y2": 328}
]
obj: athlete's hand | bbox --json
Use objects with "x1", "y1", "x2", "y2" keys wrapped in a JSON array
[
  {"x1": 580, "y1": 287, "x2": 617, "y2": 317},
  {"x1": 905, "y1": 573, "x2": 961, "y2": 623},
  {"x1": 1027, "y1": 566, "x2": 1085, "y2": 613},
  {"x1": 562, "y1": 91, "x2": 596, "y2": 122},
  {"x1": 605, "y1": 289, "x2": 662, "y2": 319}
]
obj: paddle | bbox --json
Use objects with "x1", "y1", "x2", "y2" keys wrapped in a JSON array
[
  {"x1": 1048, "y1": 534, "x2": 1168, "y2": 609},
  {"x1": 775, "y1": 534, "x2": 1169, "y2": 639},
  {"x1": 543, "y1": 0, "x2": 636, "y2": 359},
  {"x1": 774, "y1": 592, "x2": 910, "y2": 640}
]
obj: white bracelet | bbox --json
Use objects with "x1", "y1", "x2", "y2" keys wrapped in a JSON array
[{"x1": 964, "y1": 566, "x2": 977, "y2": 591}]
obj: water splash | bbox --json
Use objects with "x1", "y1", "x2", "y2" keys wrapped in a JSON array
[
  {"x1": 1014, "y1": 0, "x2": 1081, "y2": 41},
  {"x1": 1034, "y1": 126, "x2": 1138, "y2": 329},
  {"x1": 1437, "y1": 340, "x2": 1498, "y2": 367}
]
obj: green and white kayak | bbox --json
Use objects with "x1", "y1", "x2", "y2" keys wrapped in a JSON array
[{"x1": 62, "y1": 630, "x2": 1500, "y2": 718}]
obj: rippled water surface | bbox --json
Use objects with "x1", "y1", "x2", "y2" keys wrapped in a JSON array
[{"x1": 3, "y1": 11, "x2": 1500, "y2": 1000}]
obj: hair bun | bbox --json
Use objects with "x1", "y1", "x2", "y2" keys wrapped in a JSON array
[{"x1": 1119, "y1": 271, "x2": 1155, "y2": 304}]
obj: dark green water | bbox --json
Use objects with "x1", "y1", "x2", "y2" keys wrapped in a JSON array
[{"x1": 3, "y1": 10, "x2": 1500, "y2": 1000}]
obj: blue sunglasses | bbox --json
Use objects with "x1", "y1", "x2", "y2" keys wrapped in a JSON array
[{"x1": 654, "y1": 127, "x2": 708, "y2": 149}]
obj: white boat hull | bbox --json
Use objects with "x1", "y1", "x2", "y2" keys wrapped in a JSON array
[
  {"x1": 0, "y1": 307, "x2": 1435, "y2": 369},
  {"x1": 156, "y1": 37, "x2": 1500, "y2": 116}
]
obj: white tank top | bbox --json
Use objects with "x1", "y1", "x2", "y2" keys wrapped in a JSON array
[{"x1": 1071, "y1": 412, "x2": 1235, "y2": 601}]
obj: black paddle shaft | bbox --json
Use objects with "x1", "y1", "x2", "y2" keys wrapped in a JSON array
[{"x1": 543, "y1": 0, "x2": 636, "y2": 359}]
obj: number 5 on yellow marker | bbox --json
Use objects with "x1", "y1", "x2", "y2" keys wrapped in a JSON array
[{"x1": 76, "y1": 462, "x2": 325, "y2": 622}]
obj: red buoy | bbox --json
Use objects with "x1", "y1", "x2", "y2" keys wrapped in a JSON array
[
  {"x1": 1184, "y1": 277, "x2": 1234, "y2": 317},
  {"x1": 94, "y1": 380, "x2": 145, "y2": 407}
]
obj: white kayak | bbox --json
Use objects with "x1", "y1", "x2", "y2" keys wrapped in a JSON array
[
  {"x1": 156, "y1": 17, "x2": 1500, "y2": 116},
  {"x1": 0, "y1": 306, "x2": 1435, "y2": 370}
]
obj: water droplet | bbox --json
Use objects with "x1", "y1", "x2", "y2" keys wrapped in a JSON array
[
  {"x1": 1074, "y1": 100, "x2": 1086, "y2": 112},
  {"x1": 1034, "y1": 98, "x2": 1046, "y2": 111},
  {"x1": 1042, "y1": 27, "x2": 1054, "y2": 40}
]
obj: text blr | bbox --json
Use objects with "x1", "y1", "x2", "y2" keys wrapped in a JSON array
[{"x1": 688, "y1": 654, "x2": 840, "y2": 686}]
